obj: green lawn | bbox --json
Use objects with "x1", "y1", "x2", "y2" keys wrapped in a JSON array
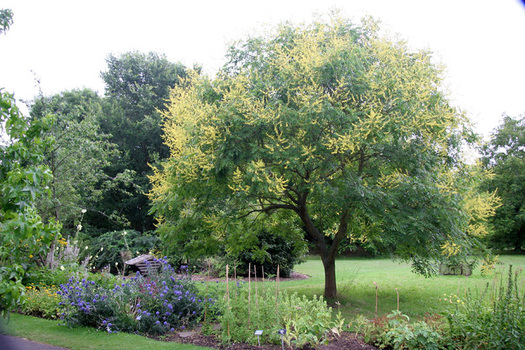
[
  {"x1": 285, "y1": 255, "x2": 525, "y2": 320},
  {"x1": 3, "y1": 255, "x2": 524, "y2": 349},
  {"x1": 1, "y1": 313, "x2": 211, "y2": 350}
]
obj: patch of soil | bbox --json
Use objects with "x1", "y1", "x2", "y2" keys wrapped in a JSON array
[{"x1": 162, "y1": 331, "x2": 378, "y2": 349}]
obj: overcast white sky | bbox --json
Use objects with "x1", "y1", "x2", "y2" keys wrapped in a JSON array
[{"x1": 1, "y1": 0, "x2": 524, "y2": 139}]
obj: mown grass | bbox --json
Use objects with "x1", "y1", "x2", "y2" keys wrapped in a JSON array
[
  {"x1": 287, "y1": 255, "x2": 525, "y2": 321},
  {"x1": 0, "y1": 313, "x2": 211, "y2": 350}
]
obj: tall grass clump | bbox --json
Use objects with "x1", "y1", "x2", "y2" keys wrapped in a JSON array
[{"x1": 445, "y1": 265, "x2": 525, "y2": 349}]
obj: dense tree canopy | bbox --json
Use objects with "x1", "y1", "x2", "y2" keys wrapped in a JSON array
[
  {"x1": 98, "y1": 52, "x2": 189, "y2": 232},
  {"x1": 30, "y1": 89, "x2": 120, "y2": 232},
  {"x1": 151, "y1": 15, "x2": 480, "y2": 298},
  {"x1": 481, "y1": 114, "x2": 525, "y2": 251}
]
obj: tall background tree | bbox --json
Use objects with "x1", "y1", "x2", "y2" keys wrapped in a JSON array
[
  {"x1": 29, "y1": 89, "x2": 121, "y2": 233},
  {"x1": 481, "y1": 114, "x2": 525, "y2": 251},
  {"x1": 150, "y1": 15, "x2": 484, "y2": 299},
  {"x1": 98, "y1": 52, "x2": 189, "y2": 232}
]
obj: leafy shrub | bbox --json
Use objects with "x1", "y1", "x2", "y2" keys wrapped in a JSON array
[
  {"x1": 18, "y1": 284, "x2": 61, "y2": 319},
  {"x1": 445, "y1": 265, "x2": 525, "y2": 349},
  {"x1": 25, "y1": 265, "x2": 119, "y2": 290},
  {"x1": 217, "y1": 279, "x2": 343, "y2": 347},
  {"x1": 231, "y1": 229, "x2": 307, "y2": 278},
  {"x1": 281, "y1": 293, "x2": 345, "y2": 348},
  {"x1": 352, "y1": 311, "x2": 445, "y2": 349},
  {"x1": 57, "y1": 257, "x2": 207, "y2": 335},
  {"x1": 88, "y1": 230, "x2": 160, "y2": 274},
  {"x1": 379, "y1": 311, "x2": 442, "y2": 350}
]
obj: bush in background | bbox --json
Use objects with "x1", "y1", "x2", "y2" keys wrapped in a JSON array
[
  {"x1": 231, "y1": 229, "x2": 307, "y2": 278},
  {"x1": 88, "y1": 230, "x2": 160, "y2": 274}
]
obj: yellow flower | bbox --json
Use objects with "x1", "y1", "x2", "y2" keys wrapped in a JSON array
[{"x1": 29, "y1": 254, "x2": 33, "y2": 258}]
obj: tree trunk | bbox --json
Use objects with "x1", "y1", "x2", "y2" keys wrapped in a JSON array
[
  {"x1": 321, "y1": 254, "x2": 337, "y2": 300},
  {"x1": 296, "y1": 201, "x2": 350, "y2": 300}
]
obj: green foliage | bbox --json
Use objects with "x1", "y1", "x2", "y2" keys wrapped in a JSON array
[
  {"x1": 1, "y1": 89, "x2": 61, "y2": 316},
  {"x1": 234, "y1": 228, "x2": 307, "y2": 278},
  {"x1": 88, "y1": 230, "x2": 160, "y2": 273},
  {"x1": 99, "y1": 51, "x2": 190, "y2": 232},
  {"x1": 24, "y1": 265, "x2": 119, "y2": 291},
  {"x1": 152, "y1": 13, "x2": 479, "y2": 299},
  {"x1": 445, "y1": 265, "x2": 525, "y2": 349},
  {"x1": 29, "y1": 89, "x2": 121, "y2": 231},
  {"x1": 352, "y1": 311, "x2": 445, "y2": 349},
  {"x1": 18, "y1": 284, "x2": 61, "y2": 319},
  {"x1": 281, "y1": 293, "x2": 345, "y2": 348},
  {"x1": 216, "y1": 279, "x2": 342, "y2": 347},
  {"x1": 481, "y1": 113, "x2": 525, "y2": 251}
]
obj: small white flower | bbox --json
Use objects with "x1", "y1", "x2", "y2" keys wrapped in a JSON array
[
  {"x1": 85, "y1": 246, "x2": 89, "y2": 250},
  {"x1": 60, "y1": 265, "x2": 65, "y2": 271},
  {"x1": 81, "y1": 209, "x2": 87, "y2": 214},
  {"x1": 77, "y1": 224, "x2": 82, "y2": 231},
  {"x1": 122, "y1": 231, "x2": 127, "y2": 236}
]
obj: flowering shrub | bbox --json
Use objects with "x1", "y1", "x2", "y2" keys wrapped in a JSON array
[
  {"x1": 133, "y1": 259, "x2": 205, "y2": 334},
  {"x1": 58, "y1": 277, "x2": 134, "y2": 332},
  {"x1": 57, "y1": 257, "x2": 208, "y2": 335},
  {"x1": 18, "y1": 284, "x2": 61, "y2": 319}
]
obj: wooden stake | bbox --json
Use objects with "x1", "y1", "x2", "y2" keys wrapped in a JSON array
[
  {"x1": 276, "y1": 265, "x2": 280, "y2": 317},
  {"x1": 248, "y1": 262, "x2": 251, "y2": 327},
  {"x1": 254, "y1": 265, "x2": 259, "y2": 325},
  {"x1": 226, "y1": 264, "x2": 230, "y2": 338},
  {"x1": 234, "y1": 265, "x2": 237, "y2": 303},
  {"x1": 374, "y1": 282, "x2": 379, "y2": 318},
  {"x1": 204, "y1": 260, "x2": 210, "y2": 323}
]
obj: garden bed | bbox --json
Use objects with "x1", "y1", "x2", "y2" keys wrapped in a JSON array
[{"x1": 160, "y1": 330, "x2": 378, "y2": 349}]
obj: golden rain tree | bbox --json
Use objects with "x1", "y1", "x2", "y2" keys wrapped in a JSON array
[{"x1": 150, "y1": 15, "x2": 482, "y2": 299}]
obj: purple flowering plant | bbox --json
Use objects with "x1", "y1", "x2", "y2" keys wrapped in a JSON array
[{"x1": 57, "y1": 257, "x2": 211, "y2": 335}]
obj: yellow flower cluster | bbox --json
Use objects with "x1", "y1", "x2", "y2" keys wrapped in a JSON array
[
  {"x1": 58, "y1": 237, "x2": 68, "y2": 246},
  {"x1": 439, "y1": 293, "x2": 464, "y2": 305},
  {"x1": 21, "y1": 284, "x2": 61, "y2": 319}
]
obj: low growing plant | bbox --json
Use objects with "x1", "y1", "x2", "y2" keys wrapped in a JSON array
[
  {"x1": 352, "y1": 311, "x2": 445, "y2": 349},
  {"x1": 217, "y1": 278, "x2": 343, "y2": 347},
  {"x1": 18, "y1": 284, "x2": 61, "y2": 319},
  {"x1": 445, "y1": 265, "x2": 525, "y2": 349}
]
